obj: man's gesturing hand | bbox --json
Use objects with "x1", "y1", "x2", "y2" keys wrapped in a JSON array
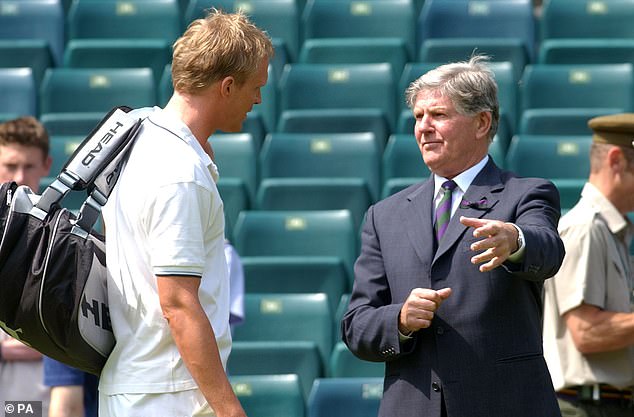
[
  {"x1": 460, "y1": 216, "x2": 520, "y2": 272},
  {"x1": 398, "y1": 287, "x2": 452, "y2": 335}
]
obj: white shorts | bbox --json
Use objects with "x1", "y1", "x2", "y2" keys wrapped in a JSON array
[{"x1": 98, "y1": 389, "x2": 215, "y2": 417}]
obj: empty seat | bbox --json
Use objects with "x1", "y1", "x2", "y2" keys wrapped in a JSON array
[
  {"x1": 242, "y1": 256, "x2": 349, "y2": 312},
  {"x1": 233, "y1": 210, "x2": 357, "y2": 281},
  {"x1": 67, "y1": 0, "x2": 181, "y2": 45},
  {"x1": 329, "y1": 341, "x2": 384, "y2": 378},
  {"x1": 418, "y1": 0, "x2": 536, "y2": 60},
  {"x1": 256, "y1": 178, "x2": 372, "y2": 232},
  {"x1": 302, "y1": 0, "x2": 416, "y2": 59},
  {"x1": 63, "y1": 39, "x2": 171, "y2": 85},
  {"x1": 539, "y1": 39, "x2": 634, "y2": 66},
  {"x1": 0, "y1": 0, "x2": 64, "y2": 66},
  {"x1": 307, "y1": 378, "x2": 383, "y2": 417},
  {"x1": 0, "y1": 68, "x2": 36, "y2": 118},
  {"x1": 278, "y1": 63, "x2": 396, "y2": 136},
  {"x1": 39, "y1": 68, "x2": 157, "y2": 116},
  {"x1": 228, "y1": 341, "x2": 322, "y2": 401},
  {"x1": 518, "y1": 108, "x2": 615, "y2": 135},
  {"x1": 519, "y1": 64, "x2": 634, "y2": 131},
  {"x1": 0, "y1": 41, "x2": 54, "y2": 89},
  {"x1": 41, "y1": 113, "x2": 104, "y2": 136},
  {"x1": 541, "y1": 0, "x2": 634, "y2": 40},
  {"x1": 232, "y1": 293, "x2": 333, "y2": 365},
  {"x1": 230, "y1": 374, "x2": 305, "y2": 417},
  {"x1": 505, "y1": 135, "x2": 592, "y2": 181},
  {"x1": 299, "y1": 38, "x2": 408, "y2": 79},
  {"x1": 259, "y1": 132, "x2": 380, "y2": 200},
  {"x1": 210, "y1": 133, "x2": 257, "y2": 204}
]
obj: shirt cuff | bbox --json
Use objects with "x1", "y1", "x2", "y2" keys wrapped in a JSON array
[
  {"x1": 398, "y1": 329, "x2": 414, "y2": 342},
  {"x1": 507, "y1": 223, "x2": 526, "y2": 263}
]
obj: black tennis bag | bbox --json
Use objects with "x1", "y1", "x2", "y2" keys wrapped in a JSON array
[{"x1": 0, "y1": 106, "x2": 143, "y2": 375}]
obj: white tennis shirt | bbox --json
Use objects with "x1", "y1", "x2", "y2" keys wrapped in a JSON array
[{"x1": 99, "y1": 107, "x2": 230, "y2": 395}]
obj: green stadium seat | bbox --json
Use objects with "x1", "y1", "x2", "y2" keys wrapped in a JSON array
[
  {"x1": 256, "y1": 178, "x2": 372, "y2": 232},
  {"x1": 519, "y1": 64, "x2": 634, "y2": 134},
  {"x1": 259, "y1": 131, "x2": 380, "y2": 203},
  {"x1": 299, "y1": 38, "x2": 408, "y2": 79},
  {"x1": 302, "y1": 0, "x2": 416, "y2": 59},
  {"x1": 39, "y1": 68, "x2": 157, "y2": 115},
  {"x1": 228, "y1": 341, "x2": 322, "y2": 401},
  {"x1": 505, "y1": 135, "x2": 592, "y2": 181},
  {"x1": 0, "y1": 41, "x2": 54, "y2": 90},
  {"x1": 539, "y1": 39, "x2": 634, "y2": 66},
  {"x1": 0, "y1": 68, "x2": 36, "y2": 118},
  {"x1": 230, "y1": 374, "x2": 305, "y2": 417},
  {"x1": 0, "y1": 0, "x2": 65, "y2": 66},
  {"x1": 210, "y1": 133, "x2": 257, "y2": 203},
  {"x1": 520, "y1": 64, "x2": 634, "y2": 112},
  {"x1": 307, "y1": 378, "x2": 383, "y2": 417},
  {"x1": 518, "y1": 108, "x2": 615, "y2": 135},
  {"x1": 63, "y1": 39, "x2": 171, "y2": 86},
  {"x1": 232, "y1": 293, "x2": 333, "y2": 366},
  {"x1": 233, "y1": 210, "x2": 357, "y2": 281},
  {"x1": 541, "y1": 0, "x2": 634, "y2": 40},
  {"x1": 418, "y1": 0, "x2": 536, "y2": 61},
  {"x1": 41, "y1": 113, "x2": 104, "y2": 136},
  {"x1": 67, "y1": 0, "x2": 182, "y2": 45},
  {"x1": 329, "y1": 341, "x2": 384, "y2": 378},
  {"x1": 241, "y1": 256, "x2": 349, "y2": 312},
  {"x1": 278, "y1": 63, "x2": 397, "y2": 134},
  {"x1": 217, "y1": 177, "x2": 249, "y2": 243},
  {"x1": 381, "y1": 178, "x2": 422, "y2": 199}
]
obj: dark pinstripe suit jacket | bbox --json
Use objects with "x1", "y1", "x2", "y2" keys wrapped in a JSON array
[{"x1": 342, "y1": 159, "x2": 564, "y2": 417}]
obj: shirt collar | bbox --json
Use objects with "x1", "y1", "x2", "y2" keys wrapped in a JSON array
[
  {"x1": 580, "y1": 182, "x2": 631, "y2": 235},
  {"x1": 147, "y1": 107, "x2": 219, "y2": 182},
  {"x1": 434, "y1": 155, "x2": 489, "y2": 197}
]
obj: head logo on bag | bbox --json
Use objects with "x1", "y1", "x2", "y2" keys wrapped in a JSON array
[{"x1": 0, "y1": 106, "x2": 143, "y2": 375}]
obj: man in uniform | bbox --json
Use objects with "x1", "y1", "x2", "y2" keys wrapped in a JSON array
[{"x1": 543, "y1": 113, "x2": 634, "y2": 416}]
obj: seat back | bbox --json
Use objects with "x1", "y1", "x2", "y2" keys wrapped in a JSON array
[
  {"x1": 232, "y1": 293, "x2": 333, "y2": 365},
  {"x1": 279, "y1": 63, "x2": 396, "y2": 131},
  {"x1": 39, "y1": 68, "x2": 157, "y2": 115},
  {"x1": 302, "y1": 0, "x2": 416, "y2": 59},
  {"x1": 233, "y1": 210, "x2": 357, "y2": 280},
  {"x1": 230, "y1": 374, "x2": 305, "y2": 417},
  {"x1": 307, "y1": 378, "x2": 383, "y2": 417},
  {"x1": 0, "y1": 68, "x2": 37, "y2": 117},
  {"x1": 0, "y1": 0, "x2": 64, "y2": 65}
]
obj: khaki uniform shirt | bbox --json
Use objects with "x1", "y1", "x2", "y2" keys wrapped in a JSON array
[{"x1": 543, "y1": 183, "x2": 634, "y2": 390}]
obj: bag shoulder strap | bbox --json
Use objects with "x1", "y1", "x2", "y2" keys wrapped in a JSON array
[{"x1": 36, "y1": 106, "x2": 144, "y2": 231}]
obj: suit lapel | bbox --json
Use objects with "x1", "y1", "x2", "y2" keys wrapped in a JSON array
[
  {"x1": 405, "y1": 178, "x2": 436, "y2": 265},
  {"x1": 433, "y1": 159, "x2": 504, "y2": 263}
]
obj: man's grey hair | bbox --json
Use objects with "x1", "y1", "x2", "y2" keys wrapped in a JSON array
[{"x1": 405, "y1": 55, "x2": 500, "y2": 141}]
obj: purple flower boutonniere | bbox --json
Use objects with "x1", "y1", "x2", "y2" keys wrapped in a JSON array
[{"x1": 459, "y1": 197, "x2": 490, "y2": 210}]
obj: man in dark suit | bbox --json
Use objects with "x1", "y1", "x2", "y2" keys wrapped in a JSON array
[{"x1": 341, "y1": 55, "x2": 565, "y2": 417}]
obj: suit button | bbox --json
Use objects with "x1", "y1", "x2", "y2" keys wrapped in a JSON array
[
  {"x1": 432, "y1": 382, "x2": 441, "y2": 392},
  {"x1": 436, "y1": 326, "x2": 444, "y2": 335}
]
